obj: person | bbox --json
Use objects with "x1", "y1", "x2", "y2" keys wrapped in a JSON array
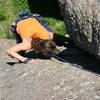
[{"x1": 7, "y1": 11, "x2": 71, "y2": 64}]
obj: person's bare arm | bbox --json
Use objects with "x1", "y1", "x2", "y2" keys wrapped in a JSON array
[{"x1": 7, "y1": 39, "x2": 36, "y2": 64}]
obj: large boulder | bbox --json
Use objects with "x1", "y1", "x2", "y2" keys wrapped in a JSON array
[{"x1": 57, "y1": 0, "x2": 100, "y2": 60}]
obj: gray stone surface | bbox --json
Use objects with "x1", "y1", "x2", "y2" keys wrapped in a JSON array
[
  {"x1": 57, "y1": 0, "x2": 100, "y2": 60},
  {"x1": 0, "y1": 39, "x2": 100, "y2": 100}
]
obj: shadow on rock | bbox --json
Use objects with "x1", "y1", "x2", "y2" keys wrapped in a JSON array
[
  {"x1": 25, "y1": 50, "x2": 51, "y2": 59},
  {"x1": 6, "y1": 62, "x2": 20, "y2": 66},
  {"x1": 6, "y1": 50, "x2": 51, "y2": 66},
  {"x1": 56, "y1": 47, "x2": 100, "y2": 75}
]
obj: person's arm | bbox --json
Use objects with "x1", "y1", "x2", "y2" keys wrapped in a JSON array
[{"x1": 7, "y1": 39, "x2": 36, "y2": 64}]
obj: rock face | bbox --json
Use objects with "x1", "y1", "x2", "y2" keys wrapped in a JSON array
[
  {"x1": 0, "y1": 39, "x2": 100, "y2": 100},
  {"x1": 57, "y1": 0, "x2": 100, "y2": 60}
]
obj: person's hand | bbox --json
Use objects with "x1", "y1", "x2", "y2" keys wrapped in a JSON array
[
  {"x1": 27, "y1": 59, "x2": 37, "y2": 64},
  {"x1": 22, "y1": 57, "x2": 37, "y2": 64}
]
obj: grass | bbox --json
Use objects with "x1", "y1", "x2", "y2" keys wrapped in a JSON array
[
  {"x1": 0, "y1": 0, "x2": 67, "y2": 39},
  {"x1": 44, "y1": 17, "x2": 67, "y2": 35},
  {"x1": 0, "y1": 0, "x2": 16, "y2": 38}
]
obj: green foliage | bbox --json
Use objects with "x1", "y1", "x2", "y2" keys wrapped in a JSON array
[
  {"x1": 0, "y1": 1, "x2": 7, "y2": 21},
  {"x1": 0, "y1": 0, "x2": 30, "y2": 39},
  {"x1": 0, "y1": 0, "x2": 67, "y2": 39},
  {"x1": 44, "y1": 17, "x2": 66, "y2": 35},
  {"x1": 12, "y1": 0, "x2": 30, "y2": 14},
  {"x1": 0, "y1": 24, "x2": 13, "y2": 39},
  {"x1": 0, "y1": 0, "x2": 14, "y2": 39}
]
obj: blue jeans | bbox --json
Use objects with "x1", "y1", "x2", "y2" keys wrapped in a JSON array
[{"x1": 14, "y1": 32, "x2": 22, "y2": 44}]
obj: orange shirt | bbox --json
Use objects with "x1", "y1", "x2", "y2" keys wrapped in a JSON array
[{"x1": 16, "y1": 18, "x2": 53, "y2": 41}]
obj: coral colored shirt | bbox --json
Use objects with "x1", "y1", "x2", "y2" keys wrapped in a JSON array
[{"x1": 16, "y1": 18, "x2": 53, "y2": 41}]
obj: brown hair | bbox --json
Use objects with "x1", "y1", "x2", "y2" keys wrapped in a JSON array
[{"x1": 31, "y1": 38, "x2": 56, "y2": 56}]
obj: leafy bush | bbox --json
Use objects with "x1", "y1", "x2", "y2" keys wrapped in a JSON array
[
  {"x1": 44, "y1": 17, "x2": 66, "y2": 35},
  {"x1": 0, "y1": 0, "x2": 30, "y2": 39},
  {"x1": 12, "y1": 0, "x2": 30, "y2": 15},
  {"x1": 0, "y1": 0, "x2": 67, "y2": 39},
  {"x1": 0, "y1": 1, "x2": 6, "y2": 21}
]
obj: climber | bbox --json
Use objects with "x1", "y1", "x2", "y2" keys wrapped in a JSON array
[{"x1": 7, "y1": 10, "x2": 71, "y2": 64}]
